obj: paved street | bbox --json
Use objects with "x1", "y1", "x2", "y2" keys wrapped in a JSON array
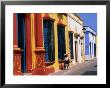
[{"x1": 49, "y1": 59, "x2": 97, "y2": 75}]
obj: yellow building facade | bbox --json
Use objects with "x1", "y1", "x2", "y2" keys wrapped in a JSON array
[{"x1": 41, "y1": 13, "x2": 70, "y2": 70}]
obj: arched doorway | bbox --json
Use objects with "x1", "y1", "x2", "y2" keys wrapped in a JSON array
[
  {"x1": 94, "y1": 43, "x2": 96, "y2": 57},
  {"x1": 75, "y1": 41, "x2": 78, "y2": 62},
  {"x1": 69, "y1": 32, "x2": 74, "y2": 59},
  {"x1": 90, "y1": 42, "x2": 92, "y2": 58}
]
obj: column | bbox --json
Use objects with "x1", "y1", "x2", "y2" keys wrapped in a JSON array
[
  {"x1": 25, "y1": 14, "x2": 32, "y2": 73},
  {"x1": 13, "y1": 13, "x2": 22, "y2": 75},
  {"x1": 83, "y1": 38, "x2": 85, "y2": 62},
  {"x1": 53, "y1": 20, "x2": 59, "y2": 70},
  {"x1": 13, "y1": 13, "x2": 18, "y2": 47},
  {"x1": 83, "y1": 35, "x2": 86, "y2": 62},
  {"x1": 31, "y1": 14, "x2": 36, "y2": 69},
  {"x1": 81, "y1": 38, "x2": 85, "y2": 62},
  {"x1": 92, "y1": 42, "x2": 94, "y2": 60},
  {"x1": 78, "y1": 37, "x2": 81, "y2": 63},
  {"x1": 34, "y1": 13, "x2": 45, "y2": 67},
  {"x1": 91, "y1": 41, "x2": 93, "y2": 60},
  {"x1": 65, "y1": 25, "x2": 70, "y2": 55}
]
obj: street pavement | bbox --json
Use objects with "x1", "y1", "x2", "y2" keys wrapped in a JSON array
[{"x1": 49, "y1": 59, "x2": 97, "y2": 75}]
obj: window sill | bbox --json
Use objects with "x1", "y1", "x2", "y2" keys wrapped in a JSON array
[{"x1": 45, "y1": 61, "x2": 55, "y2": 66}]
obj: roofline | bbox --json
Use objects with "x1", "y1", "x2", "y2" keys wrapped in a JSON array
[
  {"x1": 84, "y1": 26, "x2": 97, "y2": 33},
  {"x1": 67, "y1": 13, "x2": 83, "y2": 26},
  {"x1": 84, "y1": 26, "x2": 97, "y2": 35}
]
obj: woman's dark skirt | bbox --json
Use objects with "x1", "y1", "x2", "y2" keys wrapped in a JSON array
[{"x1": 64, "y1": 60, "x2": 70, "y2": 64}]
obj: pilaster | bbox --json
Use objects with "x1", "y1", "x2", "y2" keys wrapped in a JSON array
[{"x1": 13, "y1": 13, "x2": 22, "y2": 75}]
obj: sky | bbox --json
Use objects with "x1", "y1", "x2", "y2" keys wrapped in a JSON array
[{"x1": 78, "y1": 13, "x2": 97, "y2": 33}]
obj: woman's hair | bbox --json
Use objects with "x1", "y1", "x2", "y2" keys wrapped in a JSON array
[{"x1": 64, "y1": 54, "x2": 68, "y2": 57}]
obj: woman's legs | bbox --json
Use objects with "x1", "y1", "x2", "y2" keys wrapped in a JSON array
[
  {"x1": 67, "y1": 63, "x2": 69, "y2": 68},
  {"x1": 64, "y1": 61, "x2": 69, "y2": 69},
  {"x1": 65, "y1": 64, "x2": 67, "y2": 69}
]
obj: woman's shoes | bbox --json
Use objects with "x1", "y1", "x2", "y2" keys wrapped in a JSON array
[{"x1": 64, "y1": 67, "x2": 68, "y2": 70}]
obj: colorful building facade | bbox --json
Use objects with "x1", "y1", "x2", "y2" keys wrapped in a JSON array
[
  {"x1": 13, "y1": 13, "x2": 96, "y2": 75},
  {"x1": 84, "y1": 26, "x2": 97, "y2": 60},
  {"x1": 13, "y1": 13, "x2": 70, "y2": 75}
]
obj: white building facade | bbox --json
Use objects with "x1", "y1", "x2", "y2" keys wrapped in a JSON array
[{"x1": 67, "y1": 13, "x2": 85, "y2": 64}]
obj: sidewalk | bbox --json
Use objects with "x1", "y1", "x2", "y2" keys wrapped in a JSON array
[{"x1": 49, "y1": 59, "x2": 97, "y2": 75}]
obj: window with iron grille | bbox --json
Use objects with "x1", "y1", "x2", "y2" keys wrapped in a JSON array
[
  {"x1": 57, "y1": 25, "x2": 66, "y2": 60},
  {"x1": 43, "y1": 19, "x2": 55, "y2": 62}
]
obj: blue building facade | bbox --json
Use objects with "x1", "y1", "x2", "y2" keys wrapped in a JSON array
[{"x1": 84, "y1": 26, "x2": 96, "y2": 60}]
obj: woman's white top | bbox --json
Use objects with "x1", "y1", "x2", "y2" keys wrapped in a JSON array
[{"x1": 65, "y1": 57, "x2": 69, "y2": 61}]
